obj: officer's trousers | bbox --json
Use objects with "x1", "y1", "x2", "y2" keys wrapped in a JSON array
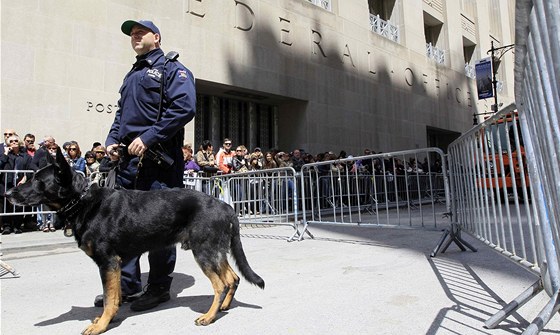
[{"x1": 117, "y1": 156, "x2": 178, "y2": 295}]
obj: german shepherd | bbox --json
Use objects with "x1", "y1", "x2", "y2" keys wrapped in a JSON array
[{"x1": 5, "y1": 148, "x2": 264, "y2": 335}]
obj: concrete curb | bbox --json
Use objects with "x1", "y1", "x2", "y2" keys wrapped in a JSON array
[{"x1": 1, "y1": 230, "x2": 77, "y2": 259}]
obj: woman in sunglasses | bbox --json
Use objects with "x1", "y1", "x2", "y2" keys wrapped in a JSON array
[
  {"x1": 84, "y1": 151, "x2": 102, "y2": 184},
  {"x1": 0, "y1": 135, "x2": 32, "y2": 234},
  {"x1": 66, "y1": 142, "x2": 86, "y2": 175}
]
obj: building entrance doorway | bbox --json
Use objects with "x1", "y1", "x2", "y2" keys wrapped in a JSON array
[
  {"x1": 426, "y1": 126, "x2": 461, "y2": 153},
  {"x1": 194, "y1": 94, "x2": 278, "y2": 151}
]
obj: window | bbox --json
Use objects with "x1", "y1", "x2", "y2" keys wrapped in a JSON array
[
  {"x1": 369, "y1": 0, "x2": 396, "y2": 20},
  {"x1": 463, "y1": 39, "x2": 476, "y2": 78},
  {"x1": 368, "y1": 0, "x2": 401, "y2": 43},
  {"x1": 424, "y1": 12, "x2": 445, "y2": 64},
  {"x1": 306, "y1": 0, "x2": 331, "y2": 11},
  {"x1": 459, "y1": 0, "x2": 478, "y2": 78}
]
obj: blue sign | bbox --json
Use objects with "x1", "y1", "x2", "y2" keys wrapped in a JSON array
[{"x1": 475, "y1": 57, "x2": 494, "y2": 99}]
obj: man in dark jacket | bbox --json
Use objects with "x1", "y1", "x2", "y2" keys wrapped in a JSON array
[
  {"x1": 1, "y1": 134, "x2": 32, "y2": 234},
  {"x1": 30, "y1": 136, "x2": 55, "y2": 171},
  {"x1": 99, "y1": 19, "x2": 196, "y2": 311}
]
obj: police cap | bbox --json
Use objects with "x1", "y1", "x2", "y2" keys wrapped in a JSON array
[{"x1": 121, "y1": 20, "x2": 161, "y2": 40}]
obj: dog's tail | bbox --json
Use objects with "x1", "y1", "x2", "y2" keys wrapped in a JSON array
[{"x1": 230, "y1": 215, "x2": 265, "y2": 289}]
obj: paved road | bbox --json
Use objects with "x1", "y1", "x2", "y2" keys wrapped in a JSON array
[{"x1": 1, "y1": 224, "x2": 560, "y2": 335}]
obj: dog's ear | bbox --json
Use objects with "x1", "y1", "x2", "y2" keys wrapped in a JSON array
[
  {"x1": 54, "y1": 146, "x2": 74, "y2": 185},
  {"x1": 54, "y1": 146, "x2": 66, "y2": 166}
]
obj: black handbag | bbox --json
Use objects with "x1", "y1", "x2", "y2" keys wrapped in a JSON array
[
  {"x1": 202, "y1": 166, "x2": 219, "y2": 173},
  {"x1": 201, "y1": 152, "x2": 218, "y2": 173}
]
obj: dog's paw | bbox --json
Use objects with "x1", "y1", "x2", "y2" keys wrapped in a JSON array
[
  {"x1": 81, "y1": 322, "x2": 107, "y2": 335},
  {"x1": 194, "y1": 314, "x2": 214, "y2": 326}
]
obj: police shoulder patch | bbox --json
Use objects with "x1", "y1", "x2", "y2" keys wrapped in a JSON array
[{"x1": 177, "y1": 69, "x2": 189, "y2": 81}]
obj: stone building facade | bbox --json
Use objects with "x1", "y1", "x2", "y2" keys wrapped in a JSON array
[{"x1": 1, "y1": 0, "x2": 515, "y2": 154}]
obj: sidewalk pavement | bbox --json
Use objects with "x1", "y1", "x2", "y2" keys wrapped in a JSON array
[
  {"x1": 2, "y1": 224, "x2": 560, "y2": 334},
  {"x1": 1, "y1": 227, "x2": 75, "y2": 259}
]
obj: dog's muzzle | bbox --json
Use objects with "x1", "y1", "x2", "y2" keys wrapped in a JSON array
[
  {"x1": 4, "y1": 188, "x2": 32, "y2": 207},
  {"x1": 4, "y1": 188, "x2": 18, "y2": 205}
]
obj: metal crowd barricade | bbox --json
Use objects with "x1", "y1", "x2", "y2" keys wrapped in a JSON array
[
  {"x1": 298, "y1": 148, "x2": 450, "y2": 240},
  {"x1": 2, "y1": 166, "x2": 301, "y2": 240},
  {"x1": 1, "y1": 169, "x2": 52, "y2": 278},
  {"x1": 443, "y1": 1, "x2": 560, "y2": 333},
  {"x1": 88, "y1": 171, "x2": 108, "y2": 186},
  {"x1": 443, "y1": 103, "x2": 537, "y2": 262},
  {"x1": 0, "y1": 169, "x2": 55, "y2": 218},
  {"x1": 183, "y1": 168, "x2": 303, "y2": 241}
]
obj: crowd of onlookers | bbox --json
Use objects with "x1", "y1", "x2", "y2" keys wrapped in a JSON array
[
  {"x1": 0, "y1": 128, "x2": 443, "y2": 235},
  {"x1": 185, "y1": 138, "x2": 443, "y2": 177},
  {"x1": 0, "y1": 128, "x2": 119, "y2": 235}
]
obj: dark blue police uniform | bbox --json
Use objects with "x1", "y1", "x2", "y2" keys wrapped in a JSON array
[{"x1": 106, "y1": 47, "x2": 196, "y2": 295}]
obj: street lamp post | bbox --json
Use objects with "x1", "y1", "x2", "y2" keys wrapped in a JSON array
[
  {"x1": 473, "y1": 41, "x2": 514, "y2": 125},
  {"x1": 490, "y1": 41, "x2": 514, "y2": 112}
]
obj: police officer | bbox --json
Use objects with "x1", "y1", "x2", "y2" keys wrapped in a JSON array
[{"x1": 98, "y1": 20, "x2": 196, "y2": 311}]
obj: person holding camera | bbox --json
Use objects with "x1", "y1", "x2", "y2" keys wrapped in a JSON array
[{"x1": 102, "y1": 20, "x2": 196, "y2": 311}]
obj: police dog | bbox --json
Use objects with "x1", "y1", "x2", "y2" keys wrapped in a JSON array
[{"x1": 5, "y1": 148, "x2": 264, "y2": 335}]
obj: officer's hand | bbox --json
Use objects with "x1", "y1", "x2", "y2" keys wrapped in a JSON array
[
  {"x1": 106, "y1": 144, "x2": 118, "y2": 155},
  {"x1": 107, "y1": 144, "x2": 121, "y2": 161},
  {"x1": 128, "y1": 137, "x2": 146, "y2": 157}
]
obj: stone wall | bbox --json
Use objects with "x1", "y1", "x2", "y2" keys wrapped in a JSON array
[{"x1": 1, "y1": 0, "x2": 515, "y2": 154}]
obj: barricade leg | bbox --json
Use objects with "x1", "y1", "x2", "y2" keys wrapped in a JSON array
[
  {"x1": 522, "y1": 290, "x2": 560, "y2": 335},
  {"x1": 430, "y1": 223, "x2": 477, "y2": 257},
  {"x1": 288, "y1": 221, "x2": 315, "y2": 242},
  {"x1": 0, "y1": 260, "x2": 20, "y2": 278},
  {"x1": 484, "y1": 280, "x2": 543, "y2": 329}
]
